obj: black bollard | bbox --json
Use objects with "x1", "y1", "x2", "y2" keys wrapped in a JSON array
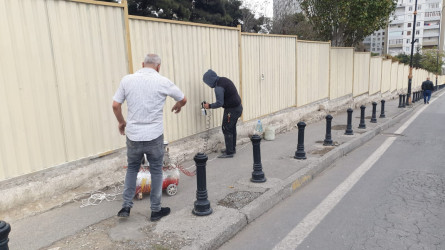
[
  {"x1": 192, "y1": 153, "x2": 212, "y2": 216},
  {"x1": 323, "y1": 115, "x2": 334, "y2": 146},
  {"x1": 358, "y1": 105, "x2": 366, "y2": 129},
  {"x1": 294, "y1": 122, "x2": 307, "y2": 160},
  {"x1": 402, "y1": 94, "x2": 406, "y2": 108},
  {"x1": 412, "y1": 92, "x2": 416, "y2": 103},
  {"x1": 379, "y1": 100, "x2": 386, "y2": 118},
  {"x1": 398, "y1": 94, "x2": 403, "y2": 108},
  {"x1": 345, "y1": 108, "x2": 353, "y2": 135},
  {"x1": 370, "y1": 102, "x2": 377, "y2": 123},
  {"x1": 0, "y1": 221, "x2": 11, "y2": 250},
  {"x1": 251, "y1": 134, "x2": 266, "y2": 183}
]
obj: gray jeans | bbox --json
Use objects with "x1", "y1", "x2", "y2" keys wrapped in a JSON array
[{"x1": 123, "y1": 135, "x2": 164, "y2": 212}]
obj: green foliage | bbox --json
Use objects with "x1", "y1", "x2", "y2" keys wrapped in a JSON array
[
  {"x1": 395, "y1": 53, "x2": 410, "y2": 64},
  {"x1": 297, "y1": 0, "x2": 396, "y2": 47},
  {"x1": 271, "y1": 13, "x2": 322, "y2": 41},
  {"x1": 421, "y1": 49, "x2": 445, "y2": 75},
  {"x1": 396, "y1": 48, "x2": 444, "y2": 74},
  {"x1": 127, "y1": 0, "x2": 268, "y2": 32}
]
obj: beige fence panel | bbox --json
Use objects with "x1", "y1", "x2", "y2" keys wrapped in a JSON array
[
  {"x1": 330, "y1": 48, "x2": 353, "y2": 99},
  {"x1": 397, "y1": 64, "x2": 405, "y2": 91},
  {"x1": 0, "y1": 0, "x2": 66, "y2": 180},
  {"x1": 297, "y1": 41, "x2": 330, "y2": 106},
  {"x1": 381, "y1": 59, "x2": 391, "y2": 93},
  {"x1": 129, "y1": 17, "x2": 240, "y2": 141},
  {"x1": 242, "y1": 34, "x2": 296, "y2": 120},
  {"x1": 353, "y1": 52, "x2": 370, "y2": 97},
  {"x1": 46, "y1": 0, "x2": 128, "y2": 162},
  {"x1": 390, "y1": 62, "x2": 398, "y2": 92},
  {"x1": 369, "y1": 57, "x2": 383, "y2": 95},
  {"x1": 403, "y1": 65, "x2": 409, "y2": 91}
]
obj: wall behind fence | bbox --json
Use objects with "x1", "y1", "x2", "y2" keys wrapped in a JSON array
[
  {"x1": 241, "y1": 34, "x2": 296, "y2": 121},
  {"x1": 330, "y1": 48, "x2": 353, "y2": 99},
  {"x1": 353, "y1": 53, "x2": 370, "y2": 97},
  {"x1": 296, "y1": 41, "x2": 330, "y2": 106}
]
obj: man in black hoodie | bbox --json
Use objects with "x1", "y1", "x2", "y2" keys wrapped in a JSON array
[
  {"x1": 202, "y1": 69, "x2": 243, "y2": 158},
  {"x1": 421, "y1": 77, "x2": 435, "y2": 104}
]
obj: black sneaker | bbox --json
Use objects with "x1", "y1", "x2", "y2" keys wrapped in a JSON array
[
  {"x1": 218, "y1": 153, "x2": 234, "y2": 158},
  {"x1": 221, "y1": 149, "x2": 236, "y2": 154},
  {"x1": 150, "y1": 207, "x2": 171, "y2": 221},
  {"x1": 117, "y1": 207, "x2": 131, "y2": 217}
]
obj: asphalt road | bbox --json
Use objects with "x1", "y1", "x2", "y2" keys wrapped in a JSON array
[{"x1": 220, "y1": 93, "x2": 445, "y2": 250}]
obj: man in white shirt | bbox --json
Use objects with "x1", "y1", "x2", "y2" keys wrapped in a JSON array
[{"x1": 112, "y1": 54, "x2": 187, "y2": 221}]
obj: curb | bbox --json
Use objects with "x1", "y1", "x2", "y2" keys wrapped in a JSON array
[{"x1": 203, "y1": 99, "x2": 425, "y2": 250}]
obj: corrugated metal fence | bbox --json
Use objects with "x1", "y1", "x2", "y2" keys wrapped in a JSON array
[{"x1": 0, "y1": 0, "x2": 441, "y2": 181}]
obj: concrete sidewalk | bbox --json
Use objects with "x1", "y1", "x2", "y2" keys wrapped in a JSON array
[{"x1": 6, "y1": 92, "x2": 439, "y2": 250}]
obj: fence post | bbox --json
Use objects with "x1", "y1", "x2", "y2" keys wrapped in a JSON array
[{"x1": 122, "y1": 0, "x2": 134, "y2": 74}]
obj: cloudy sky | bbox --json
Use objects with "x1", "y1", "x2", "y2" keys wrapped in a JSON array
[{"x1": 242, "y1": 0, "x2": 273, "y2": 18}]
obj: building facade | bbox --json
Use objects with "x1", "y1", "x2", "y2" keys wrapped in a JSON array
[
  {"x1": 363, "y1": 29, "x2": 387, "y2": 55},
  {"x1": 387, "y1": 0, "x2": 442, "y2": 56}
]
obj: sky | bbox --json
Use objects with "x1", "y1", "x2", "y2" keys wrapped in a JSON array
[{"x1": 242, "y1": 0, "x2": 273, "y2": 18}]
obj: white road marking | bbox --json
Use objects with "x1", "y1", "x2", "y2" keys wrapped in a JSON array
[{"x1": 273, "y1": 92, "x2": 444, "y2": 250}]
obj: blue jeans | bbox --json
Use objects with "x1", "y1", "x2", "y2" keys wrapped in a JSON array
[
  {"x1": 123, "y1": 135, "x2": 164, "y2": 212},
  {"x1": 423, "y1": 90, "x2": 432, "y2": 103}
]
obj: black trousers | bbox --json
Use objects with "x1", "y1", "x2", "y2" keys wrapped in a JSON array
[{"x1": 222, "y1": 105, "x2": 243, "y2": 154}]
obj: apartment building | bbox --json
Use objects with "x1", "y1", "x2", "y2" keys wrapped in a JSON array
[
  {"x1": 387, "y1": 0, "x2": 442, "y2": 56},
  {"x1": 363, "y1": 29, "x2": 387, "y2": 55}
]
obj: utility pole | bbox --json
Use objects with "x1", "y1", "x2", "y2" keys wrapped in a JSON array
[{"x1": 408, "y1": 0, "x2": 419, "y2": 105}]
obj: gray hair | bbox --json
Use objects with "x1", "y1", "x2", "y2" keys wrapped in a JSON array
[{"x1": 144, "y1": 54, "x2": 161, "y2": 65}]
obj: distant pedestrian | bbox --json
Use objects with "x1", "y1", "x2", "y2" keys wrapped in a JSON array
[
  {"x1": 421, "y1": 77, "x2": 435, "y2": 104},
  {"x1": 112, "y1": 54, "x2": 187, "y2": 221},
  {"x1": 202, "y1": 69, "x2": 243, "y2": 158}
]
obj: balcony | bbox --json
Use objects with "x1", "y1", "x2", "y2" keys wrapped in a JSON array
[
  {"x1": 423, "y1": 24, "x2": 440, "y2": 30},
  {"x1": 422, "y1": 39, "x2": 439, "y2": 46},
  {"x1": 389, "y1": 43, "x2": 403, "y2": 48},
  {"x1": 423, "y1": 32, "x2": 440, "y2": 38}
]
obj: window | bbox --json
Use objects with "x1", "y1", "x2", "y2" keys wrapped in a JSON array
[
  {"x1": 378, "y1": 33, "x2": 381, "y2": 35},
  {"x1": 418, "y1": 5, "x2": 421, "y2": 10},
  {"x1": 406, "y1": 47, "x2": 410, "y2": 52},
  {"x1": 408, "y1": 6, "x2": 412, "y2": 11},
  {"x1": 408, "y1": 23, "x2": 412, "y2": 27},
  {"x1": 407, "y1": 39, "x2": 410, "y2": 43},
  {"x1": 372, "y1": 48, "x2": 376, "y2": 51},
  {"x1": 416, "y1": 30, "x2": 420, "y2": 35},
  {"x1": 425, "y1": 11, "x2": 440, "y2": 17},
  {"x1": 383, "y1": 32, "x2": 385, "y2": 35},
  {"x1": 416, "y1": 22, "x2": 420, "y2": 27},
  {"x1": 378, "y1": 38, "x2": 381, "y2": 41},
  {"x1": 429, "y1": 3, "x2": 439, "y2": 9},
  {"x1": 407, "y1": 31, "x2": 411, "y2": 35}
]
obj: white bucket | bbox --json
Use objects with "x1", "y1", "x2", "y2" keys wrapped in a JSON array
[{"x1": 264, "y1": 126, "x2": 276, "y2": 141}]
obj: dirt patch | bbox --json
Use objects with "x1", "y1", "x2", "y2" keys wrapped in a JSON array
[
  {"x1": 309, "y1": 147, "x2": 335, "y2": 156},
  {"x1": 45, "y1": 217, "x2": 192, "y2": 250},
  {"x1": 331, "y1": 125, "x2": 347, "y2": 130},
  {"x1": 217, "y1": 191, "x2": 263, "y2": 209}
]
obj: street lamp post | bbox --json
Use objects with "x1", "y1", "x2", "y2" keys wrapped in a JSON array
[{"x1": 408, "y1": 0, "x2": 419, "y2": 105}]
